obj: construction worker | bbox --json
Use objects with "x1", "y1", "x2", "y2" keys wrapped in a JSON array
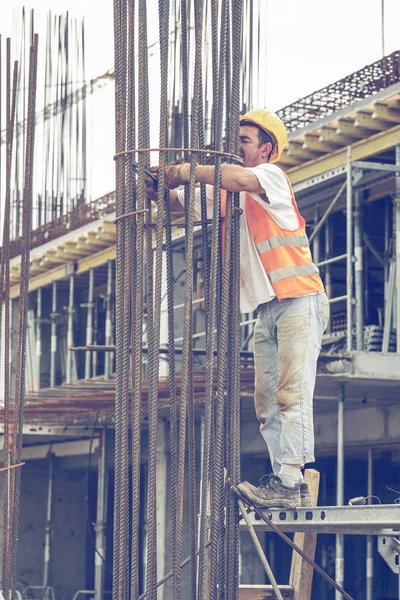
[{"x1": 145, "y1": 109, "x2": 329, "y2": 509}]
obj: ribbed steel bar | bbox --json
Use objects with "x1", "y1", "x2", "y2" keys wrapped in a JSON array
[
  {"x1": 226, "y1": 3, "x2": 243, "y2": 597},
  {"x1": 210, "y1": 1, "x2": 230, "y2": 596},
  {"x1": 144, "y1": 0, "x2": 166, "y2": 591},
  {"x1": 128, "y1": 0, "x2": 143, "y2": 595},
  {"x1": 172, "y1": 0, "x2": 190, "y2": 595},
  {"x1": 197, "y1": 2, "x2": 224, "y2": 594},
  {"x1": 2, "y1": 44, "x2": 18, "y2": 600},
  {"x1": 9, "y1": 34, "x2": 38, "y2": 600},
  {"x1": 112, "y1": 0, "x2": 129, "y2": 598}
]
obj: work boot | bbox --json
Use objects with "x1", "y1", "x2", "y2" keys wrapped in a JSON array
[
  {"x1": 239, "y1": 474, "x2": 312, "y2": 508},
  {"x1": 237, "y1": 475, "x2": 301, "y2": 509}
]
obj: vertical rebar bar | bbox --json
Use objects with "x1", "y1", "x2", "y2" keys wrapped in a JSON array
[
  {"x1": 10, "y1": 33, "x2": 38, "y2": 600},
  {"x1": 2, "y1": 45, "x2": 18, "y2": 600}
]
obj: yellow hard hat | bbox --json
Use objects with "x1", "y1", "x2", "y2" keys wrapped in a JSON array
[{"x1": 239, "y1": 109, "x2": 288, "y2": 163}]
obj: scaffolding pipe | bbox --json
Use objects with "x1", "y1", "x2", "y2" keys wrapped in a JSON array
[
  {"x1": 50, "y1": 282, "x2": 57, "y2": 387},
  {"x1": 309, "y1": 180, "x2": 347, "y2": 244},
  {"x1": 66, "y1": 275, "x2": 75, "y2": 384},
  {"x1": 325, "y1": 218, "x2": 332, "y2": 333},
  {"x1": 354, "y1": 192, "x2": 364, "y2": 350},
  {"x1": 43, "y1": 454, "x2": 54, "y2": 589},
  {"x1": 316, "y1": 253, "x2": 347, "y2": 268},
  {"x1": 366, "y1": 449, "x2": 373, "y2": 600},
  {"x1": 36, "y1": 288, "x2": 41, "y2": 391},
  {"x1": 313, "y1": 205, "x2": 320, "y2": 264},
  {"x1": 93, "y1": 302, "x2": 98, "y2": 378},
  {"x1": 85, "y1": 268, "x2": 94, "y2": 379},
  {"x1": 104, "y1": 261, "x2": 112, "y2": 380},
  {"x1": 346, "y1": 147, "x2": 354, "y2": 352},
  {"x1": 335, "y1": 383, "x2": 345, "y2": 600},
  {"x1": 384, "y1": 198, "x2": 390, "y2": 306},
  {"x1": 94, "y1": 428, "x2": 107, "y2": 600},
  {"x1": 395, "y1": 145, "x2": 400, "y2": 354}
]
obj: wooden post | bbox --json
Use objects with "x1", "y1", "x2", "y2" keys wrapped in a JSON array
[{"x1": 289, "y1": 469, "x2": 320, "y2": 600}]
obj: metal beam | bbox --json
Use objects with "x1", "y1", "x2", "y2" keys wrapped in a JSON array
[{"x1": 239, "y1": 504, "x2": 400, "y2": 536}]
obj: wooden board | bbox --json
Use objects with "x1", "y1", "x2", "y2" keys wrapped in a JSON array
[
  {"x1": 289, "y1": 469, "x2": 320, "y2": 600},
  {"x1": 239, "y1": 585, "x2": 294, "y2": 599}
]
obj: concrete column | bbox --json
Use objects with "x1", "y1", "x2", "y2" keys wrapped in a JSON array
[
  {"x1": 85, "y1": 269, "x2": 95, "y2": 379},
  {"x1": 335, "y1": 383, "x2": 345, "y2": 600},
  {"x1": 43, "y1": 455, "x2": 54, "y2": 589},
  {"x1": 36, "y1": 288, "x2": 42, "y2": 391},
  {"x1": 156, "y1": 420, "x2": 168, "y2": 600},
  {"x1": 66, "y1": 275, "x2": 75, "y2": 384},
  {"x1": 104, "y1": 261, "x2": 113, "y2": 380},
  {"x1": 50, "y1": 282, "x2": 57, "y2": 387},
  {"x1": 94, "y1": 428, "x2": 108, "y2": 600},
  {"x1": 366, "y1": 449, "x2": 373, "y2": 600}
]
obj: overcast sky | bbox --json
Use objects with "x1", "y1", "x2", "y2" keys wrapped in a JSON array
[{"x1": 1, "y1": 0, "x2": 400, "y2": 201}]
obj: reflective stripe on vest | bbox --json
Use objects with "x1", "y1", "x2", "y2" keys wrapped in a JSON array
[
  {"x1": 256, "y1": 234, "x2": 309, "y2": 254},
  {"x1": 268, "y1": 262, "x2": 320, "y2": 284}
]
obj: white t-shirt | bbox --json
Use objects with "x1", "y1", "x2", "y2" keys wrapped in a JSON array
[{"x1": 176, "y1": 163, "x2": 301, "y2": 314}]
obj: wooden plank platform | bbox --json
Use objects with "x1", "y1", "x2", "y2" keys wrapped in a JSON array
[{"x1": 239, "y1": 585, "x2": 294, "y2": 599}]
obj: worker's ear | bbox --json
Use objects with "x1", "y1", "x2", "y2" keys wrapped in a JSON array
[{"x1": 261, "y1": 141, "x2": 272, "y2": 158}]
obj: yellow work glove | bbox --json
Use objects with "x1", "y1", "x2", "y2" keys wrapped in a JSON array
[{"x1": 165, "y1": 163, "x2": 191, "y2": 189}]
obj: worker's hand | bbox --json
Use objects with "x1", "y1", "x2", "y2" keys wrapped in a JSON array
[
  {"x1": 144, "y1": 166, "x2": 159, "y2": 201},
  {"x1": 165, "y1": 163, "x2": 191, "y2": 189}
]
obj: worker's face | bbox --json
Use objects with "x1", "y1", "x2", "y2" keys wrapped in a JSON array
[{"x1": 239, "y1": 125, "x2": 272, "y2": 168}]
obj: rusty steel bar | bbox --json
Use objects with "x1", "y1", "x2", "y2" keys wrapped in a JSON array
[
  {"x1": 9, "y1": 33, "x2": 38, "y2": 600},
  {"x1": 112, "y1": 0, "x2": 128, "y2": 598},
  {"x1": 1, "y1": 43, "x2": 18, "y2": 600}
]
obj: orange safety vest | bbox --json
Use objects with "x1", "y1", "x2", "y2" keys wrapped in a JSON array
[{"x1": 219, "y1": 176, "x2": 324, "y2": 301}]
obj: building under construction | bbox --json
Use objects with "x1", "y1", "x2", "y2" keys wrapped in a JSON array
[{"x1": 1, "y1": 2, "x2": 400, "y2": 600}]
